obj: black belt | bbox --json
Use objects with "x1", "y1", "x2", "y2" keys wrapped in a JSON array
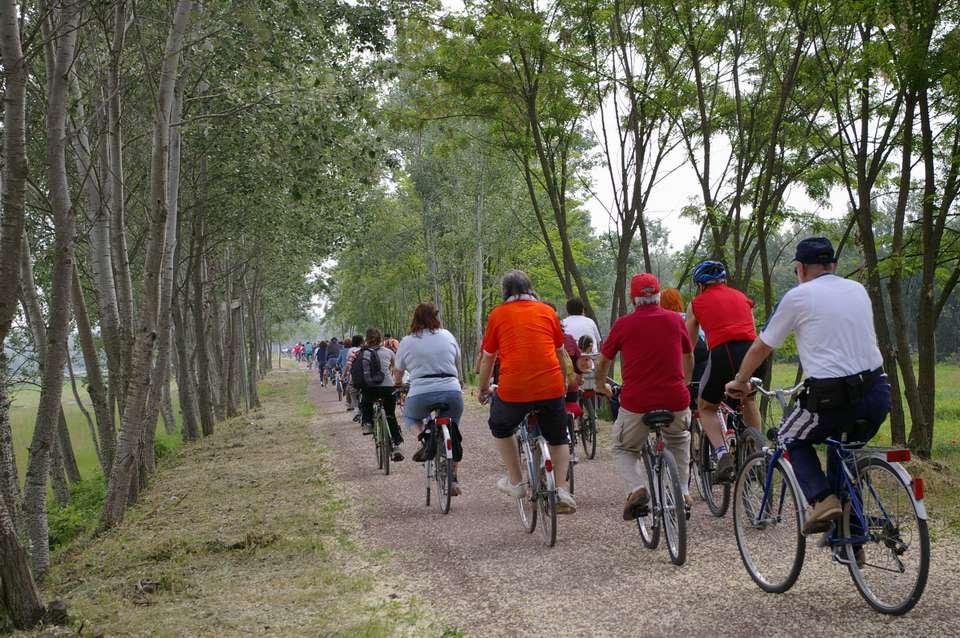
[
  {"x1": 422, "y1": 373, "x2": 457, "y2": 379},
  {"x1": 807, "y1": 367, "x2": 883, "y2": 388}
]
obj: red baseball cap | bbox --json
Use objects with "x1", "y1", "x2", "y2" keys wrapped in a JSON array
[{"x1": 630, "y1": 273, "x2": 661, "y2": 298}]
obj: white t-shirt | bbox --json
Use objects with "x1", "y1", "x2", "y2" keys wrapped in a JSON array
[
  {"x1": 562, "y1": 314, "x2": 602, "y2": 349},
  {"x1": 395, "y1": 329, "x2": 462, "y2": 397},
  {"x1": 759, "y1": 274, "x2": 883, "y2": 379}
]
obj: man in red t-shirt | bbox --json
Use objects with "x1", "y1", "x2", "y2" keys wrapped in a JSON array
[
  {"x1": 477, "y1": 271, "x2": 576, "y2": 514},
  {"x1": 597, "y1": 273, "x2": 694, "y2": 520}
]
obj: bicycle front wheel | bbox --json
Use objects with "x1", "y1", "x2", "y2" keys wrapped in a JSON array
[
  {"x1": 660, "y1": 449, "x2": 687, "y2": 566},
  {"x1": 434, "y1": 436, "x2": 453, "y2": 514},
  {"x1": 517, "y1": 436, "x2": 537, "y2": 533},
  {"x1": 845, "y1": 456, "x2": 929, "y2": 615},
  {"x1": 699, "y1": 437, "x2": 731, "y2": 517},
  {"x1": 566, "y1": 415, "x2": 576, "y2": 495},
  {"x1": 733, "y1": 453, "x2": 805, "y2": 593},
  {"x1": 637, "y1": 450, "x2": 660, "y2": 549},
  {"x1": 379, "y1": 414, "x2": 390, "y2": 476},
  {"x1": 583, "y1": 398, "x2": 598, "y2": 460}
]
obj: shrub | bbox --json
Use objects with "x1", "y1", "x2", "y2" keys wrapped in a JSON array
[{"x1": 48, "y1": 475, "x2": 107, "y2": 550}]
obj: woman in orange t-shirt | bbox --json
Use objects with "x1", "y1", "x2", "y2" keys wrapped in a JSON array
[{"x1": 476, "y1": 270, "x2": 577, "y2": 515}]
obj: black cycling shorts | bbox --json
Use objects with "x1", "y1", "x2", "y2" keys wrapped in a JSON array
[
  {"x1": 488, "y1": 395, "x2": 568, "y2": 446},
  {"x1": 699, "y1": 340, "x2": 769, "y2": 405}
]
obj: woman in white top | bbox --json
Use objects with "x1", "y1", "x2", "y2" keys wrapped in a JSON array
[{"x1": 393, "y1": 303, "x2": 464, "y2": 494}]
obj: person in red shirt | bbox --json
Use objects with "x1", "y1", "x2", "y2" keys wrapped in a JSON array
[
  {"x1": 477, "y1": 271, "x2": 576, "y2": 514},
  {"x1": 596, "y1": 273, "x2": 694, "y2": 520},
  {"x1": 685, "y1": 260, "x2": 768, "y2": 483}
]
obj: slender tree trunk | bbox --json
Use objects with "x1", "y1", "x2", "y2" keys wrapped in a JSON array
[
  {"x1": 66, "y1": 349, "x2": 104, "y2": 470},
  {"x1": 172, "y1": 300, "x2": 200, "y2": 441},
  {"x1": 0, "y1": 355, "x2": 21, "y2": 529},
  {"x1": 71, "y1": 266, "x2": 114, "y2": 472},
  {"x1": 0, "y1": 494, "x2": 44, "y2": 629},
  {"x1": 102, "y1": 0, "x2": 194, "y2": 529},
  {"x1": 56, "y1": 410, "x2": 81, "y2": 484},
  {"x1": 192, "y1": 158, "x2": 217, "y2": 435}
]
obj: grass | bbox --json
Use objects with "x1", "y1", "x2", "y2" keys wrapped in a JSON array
[{"x1": 16, "y1": 370, "x2": 443, "y2": 637}]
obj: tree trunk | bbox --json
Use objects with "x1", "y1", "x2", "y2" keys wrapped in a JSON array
[
  {"x1": 66, "y1": 349, "x2": 104, "y2": 471},
  {"x1": 0, "y1": 495, "x2": 44, "y2": 630},
  {"x1": 101, "y1": 0, "x2": 194, "y2": 529},
  {"x1": 0, "y1": 355, "x2": 21, "y2": 530},
  {"x1": 56, "y1": 410, "x2": 81, "y2": 484},
  {"x1": 192, "y1": 157, "x2": 217, "y2": 435},
  {"x1": 172, "y1": 300, "x2": 200, "y2": 441},
  {"x1": 71, "y1": 266, "x2": 114, "y2": 472}
]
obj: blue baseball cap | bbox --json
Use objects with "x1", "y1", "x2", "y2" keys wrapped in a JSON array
[{"x1": 794, "y1": 237, "x2": 837, "y2": 264}]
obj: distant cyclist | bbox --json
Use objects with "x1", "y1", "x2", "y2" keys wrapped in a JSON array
[
  {"x1": 725, "y1": 237, "x2": 891, "y2": 534},
  {"x1": 596, "y1": 273, "x2": 694, "y2": 518},
  {"x1": 325, "y1": 337, "x2": 342, "y2": 385},
  {"x1": 562, "y1": 297, "x2": 602, "y2": 349},
  {"x1": 357, "y1": 328, "x2": 404, "y2": 461},
  {"x1": 476, "y1": 270, "x2": 576, "y2": 514},
  {"x1": 315, "y1": 340, "x2": 328, "y2": 381},
  {"x1": 304, "y1": 341, "x2": 315, "y2": 370},
  {"x1": 393, "y1": 303, "x2": 465, "y2": 495},
  {"x1": 685, "y1": 260, "x2": 767, "y2": 483}
]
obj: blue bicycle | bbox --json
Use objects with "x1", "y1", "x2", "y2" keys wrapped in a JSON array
[{"x1": 733, "y1": 379, "x2": 929, "y2": 615}]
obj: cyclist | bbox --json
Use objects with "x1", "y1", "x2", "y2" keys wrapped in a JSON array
[
  {"x1": 562, "y1": 297, "x2": 602, "y2": 349},
  {"x1": 357, "y1": 328, "x2": 404, "y2": 461},
  {"x1": 304, "y1": 341, "x2": 315, "y2": 370},
  {"x1": 315, "y1": 340, "x2": 328, "y2": 382},
  {"x1": 343, "y1": 335, "x2": 363, "y2": 411},
  {"x1": 383, "y1": 334, "x2": 400, "y2": 353},
  {"x1": 293, "y1": 342, "x2": 303, "y2": 363},
  {"x1": 725, "y1": 237, "x2": 891, "y2": 535},
  {"x1": 686, "y1": 260, "x2": 767, "y2": 483},
  {"x1": 476, "y1": 270, "x2": 576, "y2": 514},
  {"x1": 596, "y1": 273, "x2": 694, "y2": 518},
  {"x1": 325, "y1": 337, "x2": 342, "y2": 385},
  {"x1": 393, "y1": 303, "x2": 465, "y2": 495}
]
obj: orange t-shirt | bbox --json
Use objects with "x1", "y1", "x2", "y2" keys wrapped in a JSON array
[{"x1": 481, "y1": 300, "x2": 565, "y2": 403}]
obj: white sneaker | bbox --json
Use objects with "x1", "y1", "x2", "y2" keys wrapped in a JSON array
[
  {"x1": 556, "y1": 487, "x2": 577, "y2": 514},
  {"x1": 496, "y1": 476, "x2": 526, "y2": 499}
]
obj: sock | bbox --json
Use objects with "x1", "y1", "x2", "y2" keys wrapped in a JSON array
[{"x1": 715, "y1": 445, "x2": 729, "y2": 458}]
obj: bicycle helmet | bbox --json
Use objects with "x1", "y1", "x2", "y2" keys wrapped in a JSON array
[{"x1": 692, "y1": 260, "x2": 727, "y2": 285}]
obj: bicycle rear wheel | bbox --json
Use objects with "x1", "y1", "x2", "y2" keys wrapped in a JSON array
[
  {"x1": 434, "y1": 436, "x2": 453, "y2": 514},
  {"x1": 566, "y1": 414, "x2": 576, "y2": 495},
  {"x1": 336, "y1": 380, "x2": 343, "y2": 401},
  {"x1": 844, "y1": 456, "x2": 929, "y2": 615},
  {"x1": 582, "y1": 397, "x2": 598, "y2": 460},
  {"x1": 517, "y1": 436, "x2": 537, "y2": 533},
  {"x1": 374, "y1": 415, "x2": 383, "y2": 470},
  {"x1": 425, "y1": 458, "x2": 432, "y2": 506},
  {"x1": 636, "y1": 450, "x2": 660, "y2": 549},
  {"x1": 698, "y1": 437, "x2": 731, "y2": 517},
  {"x1": 537, "y1": 444, "x2": 557, "y2": 547},
  {"x1": 733, "y1": 453, "x2": 805, "y2": 593},
  {"x1": 660, "y1": 449, "x2": 687, "y2": 566},
  {"x1": 378, "y1": 414, "x2": 390, "y2": 476}
]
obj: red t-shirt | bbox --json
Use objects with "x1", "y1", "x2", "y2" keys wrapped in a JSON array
[
  {"x1": 601, "y1": 305, "x2": 692, "y2": 413},
  {"x1": 690, "y1": 283, "x2": 757, "y2": 349},
  {"x1": 482, "y1": 300, "x2": 565, "y2": 403}
]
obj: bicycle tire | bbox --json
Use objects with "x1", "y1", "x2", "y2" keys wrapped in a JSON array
[
  {"x1": 583, "y1": 397, "x2": 598, "y2": 459},
  {"x1": 374, "y1": 411, "x2": 383, "y2": 471},
  {"x1": 566, "y1": 414, "x2": 576, "y2": 495},
  {"x1": 379, "y1": 412, "x2": 390, "y2": 476},
  {"x1": 336, "y1": 380, "x2": 343, "y2": 402},
  {"x1": 425, "y1": 457, "x2": 432, "y2": 507},
  {"x1": 636, "y1": 448, "x2": 660, "y2": 549},
  {"x1": 660, "y1": 449, "x2": 687, "y2": 566},
  {"x1": 844, "y1": 456, "x2": 929, "y2": 615},
  {"x1": 435, "y1": 432, "x2": 453, "y2": 514},
  {"x1": 699, "y1": 436, "x2": 731, "y2": 517},
  {"x1": 733, "y1": 453, "x2": 805, "y2": 593},
  {"x1": 538, "y1": 443, "x2": 557, "y2": 547},
  {"x1": 517, "y1": 435, "x2": 537, "y2": 533}
]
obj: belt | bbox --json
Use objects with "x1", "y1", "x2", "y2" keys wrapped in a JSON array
[{"x1": 807, "y1": 367, "x2": 884, "y2": 388}]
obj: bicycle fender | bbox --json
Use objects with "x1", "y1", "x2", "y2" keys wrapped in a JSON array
[
  {"x1": 889, "y1": 460, "x2": 929, "y2": 520},
  {"x1": 539, "y1": 439, "x2": 557, "y2": 492},
  {"x1": 775, "y1": 455, "x2": 811, "y2": 512},
  {"x1": 441, "y1": 424, "x2": 453, "y2": 460}
]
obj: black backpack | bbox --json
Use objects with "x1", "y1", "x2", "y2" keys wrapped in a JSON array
[{"x1": 350, "y1": 347, "x2": 384, "y2": 388}]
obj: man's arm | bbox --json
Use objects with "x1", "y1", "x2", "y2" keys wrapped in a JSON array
[
  {"x1": 557, "y1": 347, "x2": 571, "y2": 381},
  {"x1": 392, "y1": 367, "x2": 404, "y2": 385},
  {"x1": 595, "y1": 354, "x2": 613, "y2": 396},
  {"x1": 685, "y1": 302, "x2": 700, "y2": 348},
  {"x1": 477, "y1": 351, "x2": 496, "y2": 400},
  {"x1": 725, "y1": 337, "x2": 775, "y2": 397}
]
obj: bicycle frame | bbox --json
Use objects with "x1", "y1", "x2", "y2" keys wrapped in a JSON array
[{"x1": 517, "y1": 414, "x2": 556, "y2": 497}]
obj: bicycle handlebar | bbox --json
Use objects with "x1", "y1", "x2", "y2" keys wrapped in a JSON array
[{"x1": 749, "y1": 378, "x2": 805, "y2": 397}]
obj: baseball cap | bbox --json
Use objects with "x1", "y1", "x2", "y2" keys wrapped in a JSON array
[
  {"x1": 794, "y1": 237, "x2": 837, "y2": 264},
  {"x1": 630, "y1": 273, "x2": 661, "y2": 298}
]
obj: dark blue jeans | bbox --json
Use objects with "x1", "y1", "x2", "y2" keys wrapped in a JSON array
[{"x1": 779, "y1": 378, "x2": 892, "y2": 503}]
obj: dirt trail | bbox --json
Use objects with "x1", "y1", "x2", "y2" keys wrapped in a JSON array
[{"x1": 310, "y1": 374, "x2": 960, "y2": 637}]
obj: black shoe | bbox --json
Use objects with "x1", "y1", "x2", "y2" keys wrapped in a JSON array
[
  {"x1": 412, "y1": 440, "x2": 433, "y2": 463},
  {"x1": 361, "y1": 422, "x2": 373, "y2": 435},
  {"x1": 715, "y1": 453, "x2": 736, "y2": 484},
  {"x1": 392, "y1": 445, "x2": 404, "y2": 462}
]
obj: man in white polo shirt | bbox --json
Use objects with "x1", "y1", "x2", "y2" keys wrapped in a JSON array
[
  {"x1": 725, "y1": 237, "x2": 892, "y2": 535},
  {"x1": 562, "y1": 298, "x2": 602, "y2": 348}
]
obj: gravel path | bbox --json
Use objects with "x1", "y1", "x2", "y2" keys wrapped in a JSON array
[{"x1": 309, "y1": 376, "x2": 960, "y2": 636}]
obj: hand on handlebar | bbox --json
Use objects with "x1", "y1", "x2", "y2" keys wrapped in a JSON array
[{"x1": 724, "y1": 378, "x2": 752, "y2": 400}]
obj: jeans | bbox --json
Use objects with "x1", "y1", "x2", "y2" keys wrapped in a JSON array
[
  {"x1": 402, "y1": 390, "x2": 464, "y2": 428},
  {"x1": 612, "y1": 407, "x2": 690, "y2": 495},
  {"x1": 361, "y1": 386, "x2": 402, "y2": 444},
  {"x1": 778, "y1": 378, "x2": 892, "y2": 503}
]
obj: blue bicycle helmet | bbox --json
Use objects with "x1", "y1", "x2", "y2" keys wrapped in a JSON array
[{"x1": 692, "y1": 260, "x2": 727, "y2": 285}]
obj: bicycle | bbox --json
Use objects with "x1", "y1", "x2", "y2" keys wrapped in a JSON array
[
  {"x1": 372, "y1": 398, "x2": 392, "y2": 475},
  {"x1": 334, "y1": 367, "x2": 344, "y2": 401},
  {"x1": 576, "y1": 353, "x2": 600, "y2": 460},
  {"x1": 421, "y1": 403, "x2": 456, "y2": 514},
  {"x1": 514, "y1": 408, "x2": 560, "y2": 547},
  {"x1": 633, "y1": 408, "x2": 688, "y2": 566},
  {"x1": 733, "y1": 378, "x2": 929, "y2": 615},
  {"x1": 692, "y1": 396, "x2": 765, "y2": 518},
  {"x1": 564, "y1": 401, "x2": 580, "y2": 495}
]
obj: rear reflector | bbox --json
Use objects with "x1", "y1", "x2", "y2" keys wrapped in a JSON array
[
  {"x1": 886, "y1": 449, "x2": 911, "y2": 463},
  {"x1": 913, "y1": 478, "x2": 924, "y2": 501},
  {"x1": 583, "y1": 390, "x2": 595, "y2": 398},
  {"x1": 435, "y1": 417, "x2": 451, "y2": 426},
  {"x1": 544, "y1": 459, "x2": 553, "y2": 473},
  {"x1": 446, "y1": 438, "x2": 453, "y2": 450},
  {"x1": 692, "y1": 410, "x2": 700, "y2": 419}
]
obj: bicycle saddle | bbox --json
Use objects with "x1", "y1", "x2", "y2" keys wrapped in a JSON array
[
  {"x1": 642, "y1": 410, "x2": 674, "y2": 428},
  {"x1": 426, "y1": 402, "x2": 450, "y2": 412}
]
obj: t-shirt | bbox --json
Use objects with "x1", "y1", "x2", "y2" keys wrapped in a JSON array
[
  {"x1": 562, "y1": 314, "x2": 602, "y2": 349},
  {"x1": 759, "y1": 274, "x2": 884, "y2": 379},
  {"x1": 315, "y1": 345, "x2": 327, "y2": 362},
  {"x1": 326, "y1": 341, "x2": 342, "y2": 360},
  {"x1": 395, "y1": 329, "x2": 462, "y2": 397},
  {"x1": 360, "y1": 345, "x2": 396, "y2": 388},
  {"x1": 481, "y1": 300, "x2": 565, "y2": 403},
  {"x1": 602, "y1": 304, "x2": 692, "y2": 413},
  {"x1": 691, "y1": 283, "x2": 757, "y2": 349}
]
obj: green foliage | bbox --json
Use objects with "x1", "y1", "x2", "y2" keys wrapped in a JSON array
[{"x1": 48, "y1": 476, "x2": 107, "y2": 550}]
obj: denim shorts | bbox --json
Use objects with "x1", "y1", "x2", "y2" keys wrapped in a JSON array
[{"x1": 402, "y1": 389, "x2": 464, "y2": 428}]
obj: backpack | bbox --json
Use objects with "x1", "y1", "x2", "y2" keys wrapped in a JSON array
[{"x1": 350, "y1": 346, "x2": 384, "y2": 388}]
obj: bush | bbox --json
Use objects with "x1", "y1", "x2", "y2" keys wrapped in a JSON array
[
  {"x1": 154, "y1": 432, "x2": 180, "y2": 462},
  {"x1": 48, "y1": 475, "x2": 106, "y2": 550}
]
